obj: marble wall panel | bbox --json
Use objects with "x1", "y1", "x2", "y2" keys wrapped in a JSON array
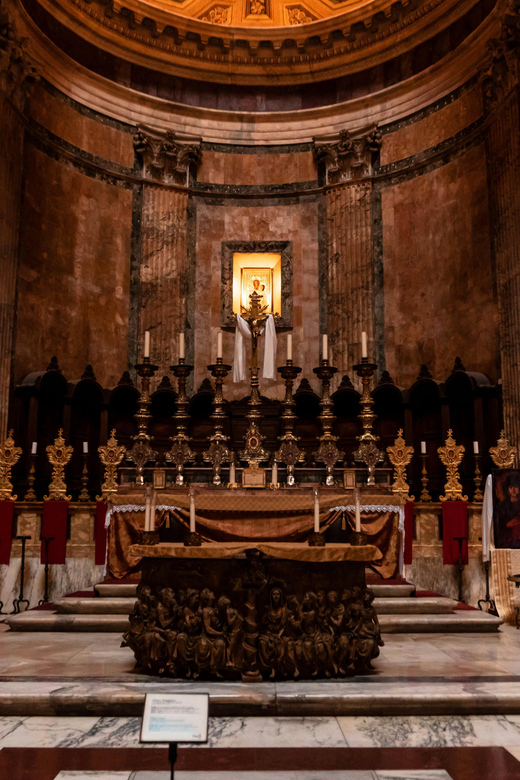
[
  {"x1": 381, "y1": 145, "x2": 498, "y2": 387},
  {"x1": 14, "y1": 146, "x2": 133, "y2": 386},
  {"x1": 139, "y1": 186, "x2": 189, "y2": 377},
  {"x1": 0, "y1": 95, "x2": 24, "y2": 437},
  {"x1": 381, "y1": 86, "x2": 484, "y2": 166},
  {"x1": 193, "y1": 199, "x2": 320, "y2": 399},
  {"x1": 197, "y1": 149, "x2": 316, "y2": 186},
  {"x1": 30, "y1": 85, "x2": 135, "y2": 169}
]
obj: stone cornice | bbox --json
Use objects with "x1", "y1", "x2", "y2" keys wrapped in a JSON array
[{"x1": 24, "y1": 0, "x2": 493, "y2": 85}]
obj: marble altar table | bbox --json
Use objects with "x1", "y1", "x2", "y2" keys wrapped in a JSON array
[{"x1": 123, "y1": 541, "x2": 384, "y2": 681}]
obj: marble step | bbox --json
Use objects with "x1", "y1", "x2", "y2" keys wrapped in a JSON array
[
  {"x1": 378, "y1": 610, "x2": 503, "y2": 632},
  {"x1": 54, "y1": 595, "x2": 454, "y2": 616},
  {"x1": 55, "y1": 597, "x2": 136, "y2": 614},
  {"x1": 93, "y1": 582, "x2": 417, "y2": 599},
  {"x1": 2, "y1": 677, "x2": 520, "y2": 717},
  {"x1": 6, "y1": 607, "x2": 501, "y2": 633}
]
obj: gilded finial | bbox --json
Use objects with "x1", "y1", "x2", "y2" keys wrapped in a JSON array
[{"x1": 0, "y1": 430, "x2": 22, "y2": 501}]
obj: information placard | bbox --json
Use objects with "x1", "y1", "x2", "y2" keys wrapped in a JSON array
[{"x1": 140, "y1": 693, "x2": 209, "y2": 744}]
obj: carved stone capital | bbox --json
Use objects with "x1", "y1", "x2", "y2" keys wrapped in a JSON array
[
  {"x1": 482, "y1": 0, "x2": 520, "y2": 111},
  {"x1": 0, "y1": 4, "x2": 39, "y2": 111},
  {"x1": 133, "y1": 129, "x2": 202, "y2": 186},
  {"x1": 313, "y1": 127, "x2": 382, "y2": 185}
]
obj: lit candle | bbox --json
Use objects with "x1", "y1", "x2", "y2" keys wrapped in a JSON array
[
  {"x1": 179, "y1": 333, "x2": 185, "y2": 360},
  {"x1": 190, "y1": 491, "x2": 196, "y2": 533},
  {"x1": 314, "y1": 490, "x2": 320, "y2": 533},
  {"x1": 83, "y1": 441, "x2": 89, "y2": 455},
  {"x1": 421, "y1": 441, "x2": 426, "y2": 455},
  {"x1": 322, "y1": 334, "x2": 328, "y2": 361},
  {"x1": 473, "y1": 441, "x2": 479, "y2": 455},
  {"x1": 150, "y1": 490, "x2": 156, "y2": 532},
  {"x1": 229, "y1": 460, "x2": 235, "y2": 485},
  {"x1": 31, "y1": 441, "x2": 37, "y2": 455},
  {"x1": 361, "y1": 332, "x2": 368, "y2": 359},
  {"x1": 287, "y1": 333, "x2": 292, "y2": 362},
  {"x1": 144, "y1": 330, "x2": 150, "y2": 359},
  {"x1": 272, "y1": 461, "x2": 278, "y2": 485},
  {"x1": 355, "y1": 489, "x2": 361, "y2": 532},
  {"x1": 217, "y1": 331, "x2": 223, "y2": 359}
]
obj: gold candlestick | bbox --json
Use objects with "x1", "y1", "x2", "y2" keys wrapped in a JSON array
[
  {"x1": 352, "y1": 358, "x2": 384, "y2": 486},
  {"x1": 44, "y1": 429, "x2": 73, "y2": 501},
  {"x1": 96, "y1": 430, "x2": 126, "y2": 501},
  {"x1": 127, "y1": 358, "x2": 158, "y2": 486},
  {"x1": 78, "y1": 453, "x2": 91, "y2": 502},
  {"x1": 473, "y1": 454, "x2": 484, "y2": 502},
  {"x1": 24, "y1": 454, "x2": 37, "y2": 501},
  {"x1": 166, "y1": 359, "x2": 195, "y2": 486},
  {"x1": 239, "y1": 290, "x2": 269, "y2": 465},
  {"x1": 0, "y1": 430, "x2": 22, "y2": 501},
  {"x1": 203, "y1": 358, "x2": 232, "y2": 486},
  {"x1": 275, "y1": 361, "x2": 305, "y2": 486},
  {"x1": 313, "y1": 359, "x2": 344, "y2": 486},
  {"x1": 420, "y1": 453, "x2": 432, "y2": 502}
]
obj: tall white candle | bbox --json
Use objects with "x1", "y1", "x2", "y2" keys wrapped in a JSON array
[
  {"x1": 473, "y1": 441, "x2": 479, "y2": 455},
  {"x1": 361, "y1": 332, "x2": 368, "y2": 359},
  {"x1": 31, "y1": 441, "x2": 37, "y2": 455},
  {"x1": 287, "y1": 333, "x2": 292, "y2": 362},
  {"x1": 217, "y1": 331, "x2": 223, "y2": 359},
  {"x1": 355, "y1": 490, "x2": 361, "y2": 532},
  {"x1": 421, "y1": 441, "x2": 426, "y2": 455},
  {"x1": 322, "y1": 334, "x2": 328, "y2": 361},
  {"x1": 144, "y1": 493, "x2": 151, "y2": 532},
  {"x1": 179, "y1": 332, "x2": 185, "y2": 360},
  {"x1": 314, "y1": 490, "x2": 320, "y2": 533},
  {"x1": 190, "y1": 492, "x2": 196, "y2": 533},
  {"x1": 83, "y1": 441, "x2": 89, "y2": 455},
  {"x1": 229, "y1": 461, "x2": 235, "y2": 484},
  {"x1": 149, "y1": 490, "x2": 156, "y2": 532},
  {"x1": 272, "y1": 461, "x2": 278, "y2": 485},
  {"x1": 144, "y1": 330, "x2": 150, "y2": 358}
]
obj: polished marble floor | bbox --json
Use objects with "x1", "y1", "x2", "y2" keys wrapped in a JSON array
[{"x1": 53, "y1": 771, "x2": 454, "y2": 779}]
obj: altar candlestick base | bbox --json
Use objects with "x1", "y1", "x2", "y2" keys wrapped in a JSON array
[
  {"x1": 184, "y1": 531, "x2": 202, "y2": 547},
  {"x1": 350, "y1": 531, "x2": 368, "y2": 546},
  {"x1": 308, "y1": 532, "x2": 326, "y2": 547},
  {"x1": 140, "y1": 530, "x2": 160, "y2": 546}
]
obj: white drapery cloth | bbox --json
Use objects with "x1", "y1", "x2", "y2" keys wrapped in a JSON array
[
  {"x1": 482, "y1": 472, "x2": 494, "y2": 561},
  {"x1": 233, "y1": 313, "x2": 277, "y2": 383}
]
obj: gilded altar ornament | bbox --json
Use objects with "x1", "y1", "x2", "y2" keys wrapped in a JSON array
[
  {"x1": 127, "y1": 358, "x2": 158, "y2": 485},
  {"x1": 0, "y1": 430, "x2": 22, "y2": 501},
  {"x1": 352, "y1": 359, "x2": 384, "y2": 485},
  {"x1": 275, "y1": 361, "x2": 305, "y2": 486},
  {"x1": 203, "y1": 359, "x2": 231, "y2": 485},
  {"x1": 238, "y1": 289, "x2": 269, "y2": 466},
  {"x1": 166, "y1": 360, "x2": 195, "y2": 485},
  {"x1": 313, "y1": 360, "x2": 344, "y2": 486},
  {"x1": 473, "y1": 454, "x2": 484, "y2": 502},
  {"x1": 387, "y1": 429, "x2": 414, "y2": 501},
  {"x1": 490, "y1": 429, "x2": 516, "y2": 468},
  {"x1": 96, "y1": 429, "x2": 126, "y2": 501},
  {"x1": 44, "y1": 429, "x2": 73, "y2": 501},
  {"x1": 438, "y1": 429, "x2": 468, "y2": 502}
]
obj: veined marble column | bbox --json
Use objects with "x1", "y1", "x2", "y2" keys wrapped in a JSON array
[
  {"x1": 483, "y1": 7, "x2": 520, "y2": 456},
  {"x1": 314, "y1": 129, "x2": 382, "y2": 374},
  {"x1": 133, "y1": 131, "x2": 201, "y2": 378},
  {"x1": 0, "y1": 14, "x2": 38, "y2": 436}
]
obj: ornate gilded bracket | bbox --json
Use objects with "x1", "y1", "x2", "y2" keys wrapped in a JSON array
[
  {"x1": 96, "y1": 429, "x2": 127, "y2": 501},
  {"x1": 44, "y1": 429, "x2": 73, "y2": 501},
  {"x1": 0, "y1": 429, "x2": 22, "y2": 501},
  {"x1": 489, "y1": 429, "x2": 516, "y2": 468},
  {"x1": 387, "y1": 429, "x2": 414, "y2": 501},
  {"x1": 438, "y1": 429, "x2": 468, "y2": 502}
]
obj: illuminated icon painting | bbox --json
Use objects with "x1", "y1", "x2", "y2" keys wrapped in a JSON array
[
  {"x1": 241, "y1": 267, "x2": 273, "y2": 312},
  {"x1": 232, "y1": 252, "x2": 281, "y2": 316}
]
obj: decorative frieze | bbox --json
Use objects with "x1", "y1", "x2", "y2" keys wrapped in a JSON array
[
  {"x1": 133, "y1": 129, "x2": 202, "y2": 186},
  {"x1": 313, "y1": 128, "x2": 382, "y2": 185}
]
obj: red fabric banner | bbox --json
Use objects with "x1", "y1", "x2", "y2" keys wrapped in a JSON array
[
  {"x1": 0, "y1": 501, "x2": 14, "y2": 565},
  {"x1": 404, "y1": 501, "x2": 414, "y2": 565},
  {"x1": 442, "y1": 501, "x2": 468, "y2": 565},
  {"x1": 41, "y1": 501, "x2": 69, "y2": 564},
  {"x1": 95, "y1": 501, "x2": 108, "y2": 566}
]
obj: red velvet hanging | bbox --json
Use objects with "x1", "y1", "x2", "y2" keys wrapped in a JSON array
[
  {"x1": 0, "y1": 501, "x2": 15, "y2": 565},
  {"x1": 404, "y1": 501, "x2": 414, "y2": 565},
  {"x1": 40, "y1": 501, "x2": 69, "y2": 564},
  {"x1": 442, "y1": 501, "x2": 468, "y2": 565},
  {"x1": 95, "y1": 501, "x2": 108, "y2": 566}
]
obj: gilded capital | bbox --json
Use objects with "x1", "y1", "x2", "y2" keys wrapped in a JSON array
[
  {"x1": 133, "y1": 129, "x2": 202, "y2": 186},
  {"x1": 313, "y1": 127, "x2": 382, "y2": 185},
  {"x1": 482, "y1": 0, "x2": 520, "y2": 111},
  {"x1": 0, "y1": 3, "x2": 39, "y2": 111}
]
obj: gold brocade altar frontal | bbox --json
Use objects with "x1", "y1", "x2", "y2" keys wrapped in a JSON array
[
  {"x1": 108, "y1": 487, "x2": 402, "y2": 580},
  {"x1": 130, "y1": 542, "x2": 382, "y2": 563}
]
